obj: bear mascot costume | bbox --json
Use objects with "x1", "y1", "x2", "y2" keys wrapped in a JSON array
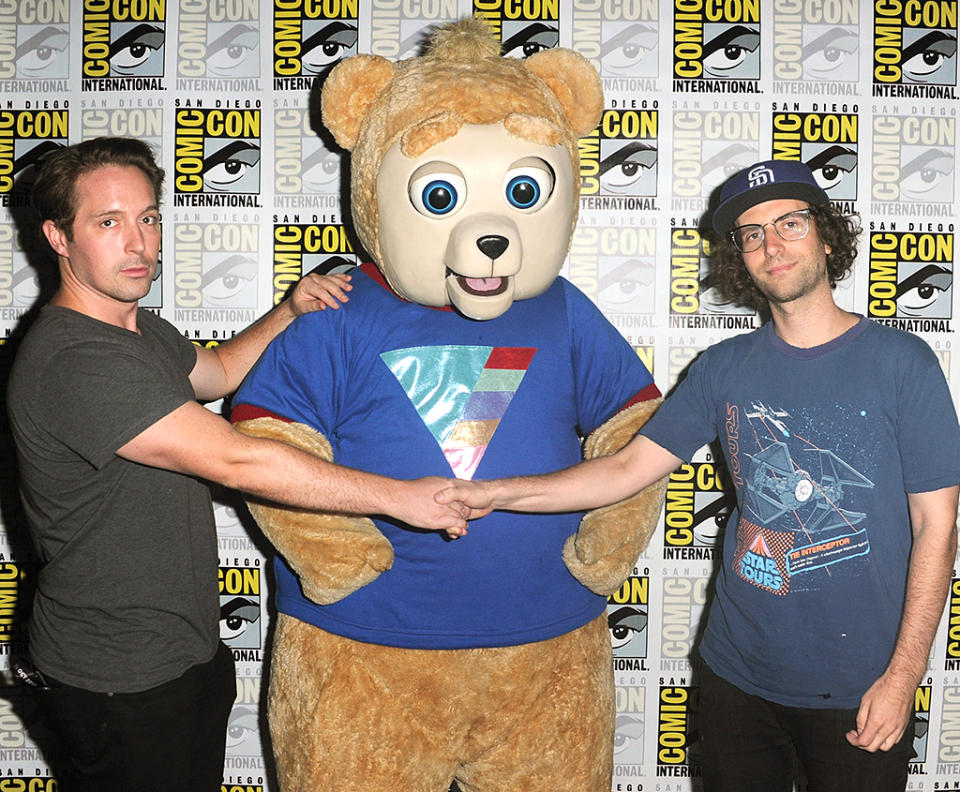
[{"x1": 231, "y1": 18, "x2": 667, "y2": 792}]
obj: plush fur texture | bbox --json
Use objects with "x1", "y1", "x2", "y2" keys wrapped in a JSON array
[
  {"x1": 241, "y1": 18, "x2": 665, "y2": 792},
  {"x1": 321, "y1": 17, "x2": 603, "y2": 269},
  {"x1": 234, "y1": 417, "x2": 393, "y2": 604},
  {"x1": 564, "y1": 398, "x2": 669, "y2": 594},
  {"x1": 267, "y1": 612, "x2": 615, "y2": 791}
]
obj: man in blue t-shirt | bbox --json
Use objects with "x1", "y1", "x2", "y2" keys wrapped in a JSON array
[{"x1": 442, "y1": 159, "x2": 960, "y2": 792}]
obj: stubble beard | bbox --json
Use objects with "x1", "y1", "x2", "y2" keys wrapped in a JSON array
[{"x1": 752, "y1": 255, "x2": 828, "y2": 308}]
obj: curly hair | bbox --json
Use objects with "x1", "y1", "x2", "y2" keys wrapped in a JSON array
[{"x1": 705, "y1": 202, "x2": 861, "y2": 312}]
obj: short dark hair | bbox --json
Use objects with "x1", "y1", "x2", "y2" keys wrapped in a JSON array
[
  {"x1": 32, "y1": 137, "x2": 164, "y2": 240},
  {"x1": 706, "y1": 202, "x2": 861, "y2": 312}
]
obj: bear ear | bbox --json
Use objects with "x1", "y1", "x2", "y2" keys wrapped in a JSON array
[
  {"x1": 523, "y1": 49, "x2": 604, "y2": 138},
  {"x1": 321, "y1": 55, "x2": 397, "y2": 151}
]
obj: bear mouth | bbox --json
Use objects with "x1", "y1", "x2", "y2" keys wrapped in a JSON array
[{"x1": 449, "y1": 271, "x2": 509, "y2": 297}]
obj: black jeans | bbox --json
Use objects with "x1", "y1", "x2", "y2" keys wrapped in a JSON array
[
  {"x1": 698, "y1": 661, "x2": 914, "y2": 792},
  {"x1": 32, "y1": 641, "x2": 236, "y2": 792}
]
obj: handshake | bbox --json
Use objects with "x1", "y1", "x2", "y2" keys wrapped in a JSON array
[{"x1": 378, "y1": 476, "x2": 498, "y2": 540}]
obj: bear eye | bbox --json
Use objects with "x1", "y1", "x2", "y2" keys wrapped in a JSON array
[
  {"x1": 503, "y1": 159, "x2": 554, "y2": 212},
  {"x1": 408, "y1": 167, "x2": 467, "y2": 217}
]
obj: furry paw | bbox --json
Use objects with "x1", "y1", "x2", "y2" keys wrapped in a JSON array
[
  {"x1": 562, "y1": 400, "x2": 667, "y2": 595},
  {"x1": 235, "y1": 417, "x2": 394, "y2": 604}
]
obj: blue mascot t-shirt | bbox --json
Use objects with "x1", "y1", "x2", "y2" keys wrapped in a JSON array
[{"x1": 233, "y1": 266, "x2": 658, "y2": 649}]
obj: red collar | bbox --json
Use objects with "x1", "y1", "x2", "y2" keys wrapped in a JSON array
[{"x1": 360, "y1": 263, "x2": 454, "y2": 312}]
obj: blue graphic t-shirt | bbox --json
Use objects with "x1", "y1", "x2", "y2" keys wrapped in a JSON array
[
  {"x1": 233, "y1": 268, "x2": 657, "y2": 649},
  {"x1": 642, "y1": 317, "x2": 960, "y2": 708}
]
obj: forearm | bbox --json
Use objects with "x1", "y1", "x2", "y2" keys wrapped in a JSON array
[
  {"x1": 884, "y1": 512, "x2": 956, "y2": 687},
  {"x1": 118, "y1": 402, "x2": 463, "y2": 531},
  {"x1": 199, "y1": 301, "x2": 298, "y2": 399},
  {"x1": 480, "y1": 434, "x2": 680, "y2": 513},
  {"x1": 225, "y1": 432, "x2": 405, "y2": 515}
]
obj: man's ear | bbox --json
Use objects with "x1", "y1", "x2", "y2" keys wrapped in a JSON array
[{"x1": 42, "y1": 219, "x2": 68, "y2": 257}]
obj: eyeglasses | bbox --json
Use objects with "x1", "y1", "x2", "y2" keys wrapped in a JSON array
[{"x1": 730, "y1": 208, "x2": 812, "y2": 253}]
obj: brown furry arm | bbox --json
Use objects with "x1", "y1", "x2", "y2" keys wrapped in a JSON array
[
  {"x1": 563, "y1": 399, "x2": 668, "y2": 595},
  {"x1": 234, "y1": 417, "x2": 394, "y2": 605}
]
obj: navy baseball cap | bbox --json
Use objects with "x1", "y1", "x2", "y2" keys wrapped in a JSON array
[{"x1": 712, "y1": 160, "x2": 829, "y2": 234}]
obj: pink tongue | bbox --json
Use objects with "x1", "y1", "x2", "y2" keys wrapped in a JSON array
[{"x1": 464, "y1": 277, "x2": 503, "y2": 292}]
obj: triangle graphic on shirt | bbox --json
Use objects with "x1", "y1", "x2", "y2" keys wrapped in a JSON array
[
  {"x1": 748, "y1": 532, "x2": 773, "y2": 557},
  {"x1": 381, "y1": 345, "x2": 536, "y2": 479}
]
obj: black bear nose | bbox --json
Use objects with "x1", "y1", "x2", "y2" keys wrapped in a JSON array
[{"x1": 477, "y1": 235, "x2": 509, "y2": 260}]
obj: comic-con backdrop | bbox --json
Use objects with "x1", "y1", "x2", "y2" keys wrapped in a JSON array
[{"x1": 0, "y1": 0, "x2": 959, "y2": 789}]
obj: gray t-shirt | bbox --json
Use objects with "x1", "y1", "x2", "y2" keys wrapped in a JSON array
[{"x1": 7, "y1": 306, "x2": 220, "y2": 693}]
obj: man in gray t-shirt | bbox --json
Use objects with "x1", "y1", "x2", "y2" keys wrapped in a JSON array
[{"x1": 7, "y1": 137, "x2": 468, "y2": 792}]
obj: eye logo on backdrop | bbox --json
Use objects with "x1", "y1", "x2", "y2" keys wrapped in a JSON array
[
  {"x1": 608, "y1": 574, "x2": 649, "y2": 667},
  {"x1": 867, "y1": 230, "x2": 954, "y2": 333},
  {"x1": 273, "y1": 223, "x2": 356, "y2": 305},
  {"x1": 567, "y1": 222, "x2": 657, "y2": 336},
  {"x1": 0, "y1": 108, "x2": 68, "y2": 210},
  {"x1": 772, "y1": 108, "x2": 859, "y2": 210},
  {"x1": 0, "y1": 0, "x2": 70, "y2": 89},
  {"x1": 571, "y1": 0, "x2": 659, "y2": 92},
  {"x1": 472, "y1": 0, "x2": 560, "y2": 58},
  {"x1": 173, "y1": 222, "x2": 259, "y2": 339},
  {"x1": 274, "y1": 103, "x2": 343, "y2": 213},
  {"x1": 226, "y1": 680, "x2": 266, "y2": 768},
  {"x1": 177, "y1": 0, "x2": 261, "y2": 91},
  {"x1": 81, "y1": 0, "x2": 166, "y2": 91},
  {"x1": 273, "y1": 0, "x2": 358, "y2": 89},
  {"x1": 671, "y1": 104, "x2": 761, "y2": 217},
  {"x1": 173, "y1": 103, "x2": 262, "y2": 207},
  {"x1": 669, "y1": 224, "x2": 758, "y2": 329},
  {"x1": 772, "y1": 0, "x2": 859, "y2": 92},
  {"x1": 580, "y1": 107, "x2": 659, "y2": 212},
  {"x1": 871, "y1": 111, "x2": 957, "y2": 214},
  {"x1": 613, "y1": 682, "x2": 646, "y2": 769},
  {"x1": 485, "y1": 3, "x2": 559, "y2": 59},
  {"x1": 663, "y1": 459, "x2": 734, "y2": 559},
  {"x1": 673, "y1": 0, "x2": 761, "y2": 93},
  {"x1": 873, "y1": 0, "x2": 958, "y2": 98},
  {"x1": 219, "y1": 565, "x2": 262, "y2": 655}
]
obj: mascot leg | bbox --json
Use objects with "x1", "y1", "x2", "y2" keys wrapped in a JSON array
[
  {"x1": 268, "y1": 614, "x2": 613, "y2": 792},
  {"x1": 456, "y1": 614, "x2": 614, "y2": 792},
  {"x1": 268, "y1": 614, "x2": 460, "y2": 792}
]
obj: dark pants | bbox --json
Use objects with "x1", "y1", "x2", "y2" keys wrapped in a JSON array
[
  {"x1": 698, "y1": 661, "x2": 914, "y2": 792},
  {"x1": 33, "y1": 642, "x2": 236, "y2": 792}
]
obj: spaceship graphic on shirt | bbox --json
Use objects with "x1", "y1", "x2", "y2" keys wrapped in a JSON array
[{"x1": 741, "y1": 405, "x2": 874, "y2": 535}]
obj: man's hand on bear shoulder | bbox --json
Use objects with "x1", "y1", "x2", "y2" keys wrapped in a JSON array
[{"x1": 290, "y1": 272, "x2": 353, "y2": 315}]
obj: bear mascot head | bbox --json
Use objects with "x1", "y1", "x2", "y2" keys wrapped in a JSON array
[{"x1": 321, "y1": 18, "x2": 601, "y2": 320}]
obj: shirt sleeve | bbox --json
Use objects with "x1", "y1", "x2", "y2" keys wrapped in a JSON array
[
  {"x1": 896, "y1": 340, "x2": 960, "y2": 493},
  {"x1": 563, "y1": 281, "x2": 659, "y2": 435},
  {"x1": 38, "y1": 340, "x2": 194, "y2": 469},
  {"x1": 640, "y1": 347, "x2": 721, "y2": 462},
  {"x1": 232, "y1": 310, "x2": 344, "y2": 435}
]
